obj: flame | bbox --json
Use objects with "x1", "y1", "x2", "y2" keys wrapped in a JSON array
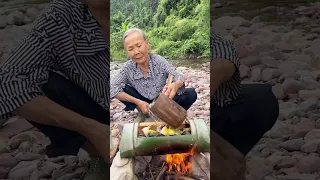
[{"x1": 165, "y1": 146, "x2": 196, "y2": 173}]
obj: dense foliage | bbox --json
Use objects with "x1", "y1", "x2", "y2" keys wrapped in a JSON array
[{"x1": 110, "y1": 0, "x2": 210, "y2": 61}]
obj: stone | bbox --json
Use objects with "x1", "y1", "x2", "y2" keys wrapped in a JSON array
[
  {"x1": 261, "y1": 68, "x2": 282, "y2": 82},
  {"x1": 296, "y1": 155, "x2": 320, "y2": 173},
  {"x1": 110, "y1": 152, "x2": 136, "y2": 180},
  {"x1": 0, "y1": 153, "x2": 18, "y2": 168},
  {"x1": 279, "y1": 108, "x2": 302, "y2": 120},
  {"x1": 239, "y1": 64, "x2": 250, "y2": 79},
  {"x1": 274, "y1": 156, "x2": 297, "y2": 170},
  {"x1": 212, "y1": 16, "x2": 247, "y2": 30},
  {"x1": 279, "y1": 138, "x2": 304, "y2": 151},
  {"x1": 286, "y1": 54, "x2": 311, "y2": 63},
  {"x1": 278, "y1": 72, "x2": 300, "y2": 83},
  {"x1": 298, "y1": 97, "x2": 319, "y2": 112},
  {"x1": 5, "y1": 11, "x2": 24, "y2": 26},
  {"x1": 64, "y1": 156, "x2": 77, "y2": 165},
  {"x1": 272, "y1": 84, "x2": 285, "y2": 100},
  {"x1": 274, "y1": 42, "x2": 296, "y2": 53},
  {"x1": 55, "y1": 168, "x2": 84, "y2": 180},
  {"x1": 8, "y1": 160, "x2": 40, "y2": 179},
  {"x1": 265, "y1": 152, "x2": 283, "y2": 167},
  {"x1": 15, "y1": 152, "x2": 43, "y2": 161},
  {"x1": 250, "y1": 67, "x2": 261, "y2": 81},
  {"x1": 277, "y1": 173, "x2": 319, "y2": 180},
  {"x1": 212, "y1": 3, "x2": 222, "y2": 8},
  {"x1": 301, "y1": 139, "x2": 320, "y2": 153},
  {"x1": 134, "y1": 156, "x2": 152, "y2": 173},
  {"x1": 52, "y1": 163, "x2": 77, "y2": 179},
  {"x1": 0, "y1": 15, "x2": 7, "y2": 28},
  {"x1": 304, "y1": 129, "x2": 320, "y2": 141},
  {"x1": 240, "y1": 56, "x2": 261, "y2": 67},
  {"x1": 293, "y1": 119, "x2": 315, "y2": 138},
  {"x1": 247, "y1": 156, "x2": 273, "y2": 180},
  {"x1": 309, "y1": 71, "x2": 320, "y2": 80},
  {"x1": 282, "y1": 78, "x2": 306, "y2": 94},
  {"x1": 0, "y1": 166, "x2": 10, "y2": 179},
  {"x1": 8, "y1": 131, "x2": 49, "y2": 149},
  {"x1": 260, "y1": 50, "x2": 285, "y2": 60},
  {"x1": 299, "y1": 89, "x2": 320, "y2": 100},
  {"x1": 261, "y1": 56, "x2": 278, "y2": 65},
  {"x1": 251, "y1": 16, "x2": 261, "y2": 24},
  {"x1": 300, "y1": 77, "x2": 320, "y2": 90},
  {"x1": 316, "y1": 119, "x2": 320, "y2": 129},
  {"x1": 0, "y1": 136, "x2": 9, "y2": 153}
]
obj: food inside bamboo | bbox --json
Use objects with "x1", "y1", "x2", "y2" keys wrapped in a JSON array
[{"x1": 138, "y1": 120, "x2": 191, "y2": 137}]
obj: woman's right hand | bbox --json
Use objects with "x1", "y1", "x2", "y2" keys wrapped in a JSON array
[{"x1": 136, "y1": 100, "x2": 150, "y2": 114}]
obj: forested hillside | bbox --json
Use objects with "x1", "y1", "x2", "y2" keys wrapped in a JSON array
[{"x1": 110, "y1": 0, "x2": 210, "y2": 61}]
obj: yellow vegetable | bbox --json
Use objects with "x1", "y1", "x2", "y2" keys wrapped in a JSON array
[
  {"x1": 160, "y1": 126, "x2": 180, "y2": 136},
  {"x1": 142, "y1": 126, "x2": 158, "y2": 137}
]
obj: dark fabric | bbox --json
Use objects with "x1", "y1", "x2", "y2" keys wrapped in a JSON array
[
  {"x1": 121, "y1": 85, "x2": 197, "y2": 111},
  {"x1": 28, "y1": 71, "x2": 109, "y2": 157},
  {"x1": 210, "y1": 84, "x2": 279, "y2": 155}
]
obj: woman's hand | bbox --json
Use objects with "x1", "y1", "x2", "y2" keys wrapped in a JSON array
[
  {"x1": 136, "y1": 100, "x2": 150, "y2": 114},
  {"x1": 162, "y1": 83, "x2": 178, "y2": 99}
]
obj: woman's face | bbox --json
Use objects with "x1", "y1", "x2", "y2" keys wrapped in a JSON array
[{"x1": 124, "y1": 32, "x2": 150, "y2": 65}]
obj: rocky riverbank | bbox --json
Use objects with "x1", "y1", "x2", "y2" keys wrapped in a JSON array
[{"x1": 212, "y1": 1, "x2": 320, "y2": 179}]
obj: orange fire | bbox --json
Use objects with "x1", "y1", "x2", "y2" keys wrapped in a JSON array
[{"x1": 165, "y1": 146, "x2": 196, "y2": 173}]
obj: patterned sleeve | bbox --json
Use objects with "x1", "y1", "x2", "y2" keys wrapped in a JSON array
[
  {"x1": 0, "y1": 1, "x2": 72, "y2": 119},
  {"x1": 210, "y1": 31, "x2": 240, "y2": 69},
  {"x1": 110, "y1": 66, "x2": 128, "y2": 99}
]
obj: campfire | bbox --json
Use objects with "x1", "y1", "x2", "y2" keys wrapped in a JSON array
[
  {"x1": 165, "y1": 146, "x2": 196, "y2": 174},
  {"x1": 119, "y1": 118, "x2": 210, "y2": 180}
]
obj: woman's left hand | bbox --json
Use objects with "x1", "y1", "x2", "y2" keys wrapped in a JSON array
[{"x1": 162, "y1": 83, "x2": 178, "y2": 99}]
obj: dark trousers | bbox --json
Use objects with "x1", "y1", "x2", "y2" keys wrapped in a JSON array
[
  {"x1": 211, "y1": 84, "x2": 279, "y2": 155},
  {"x1": 28, "y1": 72, "x2": 109, "y2": 157},
  {"x1": 121, "y1": 85, "x2": 197, "y2": 111}
]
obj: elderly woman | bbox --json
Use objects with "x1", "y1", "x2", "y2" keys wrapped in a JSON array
[
  {"x1": 110, "y1": 28, "x2": 197, "y2": 115},
  {"x1": 210, "y1": 31, "x2": 279, "y2": 156},
  {"x1": 0, "y1": 0, "x2": 109, "y2": 179}
]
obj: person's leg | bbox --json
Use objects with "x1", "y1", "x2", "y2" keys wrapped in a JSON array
[
  {"x1": 28, "y1": 71, "x2": 109, "y2": 158},
  {"x1": 173, "y1": 88, "x2": 197, "y2": 110},
  {"x1": 120, "y1": 85, "x2": 153, "y2": 111},
  {"x1": 211, "y1": 84, "x2": 279, "y2": 155}
]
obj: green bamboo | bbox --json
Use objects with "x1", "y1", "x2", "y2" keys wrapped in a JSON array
[{"x1": 119, "y1": 119, "x2": 210, "y2": 158}]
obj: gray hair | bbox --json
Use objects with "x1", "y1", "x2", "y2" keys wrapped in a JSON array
[{"x1": 122, "y1": 28, "x2": 148, "y2": 47}]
